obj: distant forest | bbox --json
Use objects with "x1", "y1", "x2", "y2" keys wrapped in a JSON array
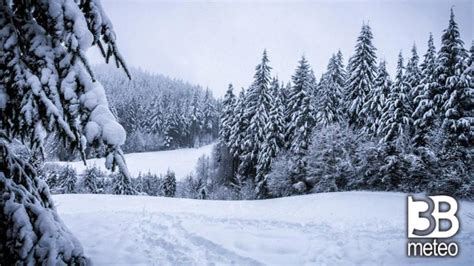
[{"x1": 47, "y1": 66, "x2": 220, "y2": 160}]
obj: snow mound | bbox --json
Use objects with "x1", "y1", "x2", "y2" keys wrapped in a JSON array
[
  {"x1": 54, "y1": 192, "x2": 474, "y2": 265},
  {"x1": 49, "y1": 144, "x2": 214, "y2": 180}
]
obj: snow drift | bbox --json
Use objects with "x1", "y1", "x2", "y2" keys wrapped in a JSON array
[{"x1": 54, "y1": 192, "x2": 474, "y2": 265}]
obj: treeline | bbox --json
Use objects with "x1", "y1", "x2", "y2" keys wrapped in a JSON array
[
  {"x1": 47, "y1": 66, "x2": 220, "y2": 159},
  {"x1": 212, "y1": 9, "x2": 473, "y2": 199},
  {"x1": 40, "y1": 155, "x2": 223, "y2": 199},
  {"x1": 41, "y1": 163, "x2": 177, "y2": 196}
]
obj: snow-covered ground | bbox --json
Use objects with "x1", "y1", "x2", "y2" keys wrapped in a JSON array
[
  {"x1": 54, "y1": 192, "x2": 474, "y2": 265},
  {"x1": 49, "y1": 144, "x2": 214, "y2": 180}
]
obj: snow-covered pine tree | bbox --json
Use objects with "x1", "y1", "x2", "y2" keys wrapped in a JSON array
[
  {"x1": 308, "y1": 69, "x2": 319, "y2": 111},
  {"x1": 363, "y1": 60, "x2": 392, "y2": 137},
  {"x1": 219, "y1": 84, "x2": 236, "y2": 145},
  {"x1": 189, "y1": 90, "x2": 204, "y2": 146},
  {"x1": 380, "y1": 52, "x2": 413, "y2": 143},
  {"x1": 163, "y1": 170, "x2": 177, "y2": 197},
  {"x1": 229, "y1": 89, "x2": 246, "y2": 158},
  {"x1": 315, "y1": 73, "x2": 332, "y2": 126},
  {"x1": 112, "y1": 172, "x2": 136, "y2": 195},
  {"x1": 60, "y1": 166, "x2": 77, "y2": 194},
  {"x1": 201, "y1": 88, "x2": 218, "y2": 142},
  {"x1": 286, "y1": 56, "x2": 315, "y2": 154},
  {"x1": 285, "y1": 56, "x2": 315, "y2": 190},
  {"x1": 162, "y1": 102, "x2": 184, "y2": 149},
  {"x1": 255, "y1": 78, "x2": 285, "y2": 198},
  {"x1": 147, "y1": 96, "x2": 164, "y2": 134},
  {"x1": 82, "y1": 165, "x2": 102, "y2": 194},
  {"x1": 437, "y1": 9, "x2": 470, "y2": 150},
  {"x1": 315, "y1": 54, "x2": 345, "y2": 127},
  {"x1": 405, "y1": 44, "x2": 422, "y2": 108},
  {"x1": 0, "y1": 0, "x2": 131, "y2": 263},
  {"x1": 334, "y1": 50, "x2": 347, "y2": 87},
  {"x1": 305, "y1": 123, "x2": 359, "y2": 192},
  {"x1": 345, "y1": 23, "x2": 377, "y2": 129},
  {"x1": 228, "y1": 89, "x2": 247, "y2": 177},
  {"x1": 239, "y1": 50, "x2": 272, "y2": 184},
  {"x1": 413, "y1": 33, "x2": 440, "y2": 147}
]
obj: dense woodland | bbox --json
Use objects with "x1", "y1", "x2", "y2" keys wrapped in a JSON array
[
  {"x1": 211, "y1": 10, "x2": 473, "y2": 200},
  {"x1": 44, "y1": 9, "x2": 473, "y2": 202},
  {"x1": 47, "y1": 66, "x2": 219, "y2": 160},
  {"x1": 97, "y1": 66, "x2": 220, "y2": 152}
]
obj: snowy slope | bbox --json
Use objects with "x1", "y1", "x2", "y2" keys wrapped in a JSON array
[
  {"x1": 49, "y1": 144, "x2": 214, "y2": 180},
  {"x1": 54, "y1": 192, "x2": 474, "y2": 265}
]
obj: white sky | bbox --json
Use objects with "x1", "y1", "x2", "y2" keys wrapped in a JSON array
[{"x1": 88, "y1": 0, "x2": 473, "y2": 97}]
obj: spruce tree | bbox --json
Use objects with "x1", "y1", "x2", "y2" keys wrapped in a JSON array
[
  {"x1": 239, "y1": 50, "x2": 272, "y2": 181},
  {"x1": 380, "y1": 52, "x2": 413, "y2": 143},
  {"x1": 363, "y1": 60, "x2": 392, "y2": 137},
  {"x1": 229, "y1": 89, "x2": 247, "y2": 162},
  {"x1": 147, "y1": 96, "x2": 164, "y2": 134},
  {"x1": 437, "y1": 9, "x2": 470, "y2": 150},
  {"x1": 112, "y1": 172, "x2": 136, "y2": 195},
  {"x1": 0, "y1": 1, "x2": 129, "y2": 263},
  {"x1": 345, "y1": 23, "x2": 377, "y2": 129},
  {"x1": 316, "y1": 54, "x2": 345, "y2": 127},
  {"x1": 163, "y1": 170, "x2": 177, "y2": 197},
  {"x1": 60, "y1": 166, "x2": 77, "y2": 194},
  {"x1": 199, "y1": 88, "x2": 218, "y2": 142},
  {"x1": 413, "y1": 34, "x2": 439, "y2": 147},
  {"x1": 82, "y1": 166, "x2": 102, "y2": 194},
  {"x1": 286, "y1": 56, "x2": 315, "y2": 181},
  {"x1": 219, "y1": 84, "x2": 236, "y2": 145},
  {"x1": 189, "y1": 90, "x2": 203, "y2": 146},
  {"x1": 405, "y1": 44, "x2": 422, "y2": 107},
  {"x1": 255, "y1": 78, "x2": 285, "y2": 197}
]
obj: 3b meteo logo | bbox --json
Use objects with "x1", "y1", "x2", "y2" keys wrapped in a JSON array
[{"x1": 407, "y1": 195, "x2": 460, "y2": 257}]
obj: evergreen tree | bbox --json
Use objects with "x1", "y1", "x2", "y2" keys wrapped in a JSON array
[
  {"x1": 405, "y1": 44, "x2": 422, "y2": 107},
  {"x1": 380, "y1": 52, "x2": 413, "y2": 143},
  {"x1": 286, "y1": 56, "x2": 315, "y2": 182},
  {"x1": 147, "y1": 96, "x2": 164, "y2": 134},
  {"x1": 163, "y1": 170, "x2": 177, "y2": 197},
  {"x1": 112, "y1": 172, "x2": 136, "y2": 195},
  {"x1": 229, "y1": 89, "x2": 247, "y2": 158},
  {"x1": 201, "y1": 88, "x2": 218, "y2": 140},
  {"x1": 437, "y1": 9, "x2": 470, "y2": 150},
  {"x1": 306, "y1": 124, "x2": 358, "y2": 192},
  {"x1": 82, "y1": 166, "x2": 102, "y2": 194},
  {"x1": 0, "y1": 1, "x2": 129, "y2": 263},
  {"x1": 316, "y1": 54, "x2": 345, "y2": 127},
  {"x1": 239, "y1": 50, "x2": 272, "y2": 182},
  {"x1": 219, "y1": 84, "x2": 236, "y2": 145},
  {"x1": 345, "y1": 23, "x2": 377, "y2": 129},
  {"x1": 60, "y1": 166, "x2": 77, "y2": 194},
  {"x1": 363, "y1": 60, "x2": 392, "y2": 137},
  {"x1": 308, "y1": 69, "x2": 319, "y2": 110},
  {"x1": 255, "y1": 78, "x2": 285, "y2": 197},
  {"x1": 413, "y1": 34, "x2": 440, "y2": 147},
  {"x1": 189, "y1": 90, "x2": 204, "y2": 146}
]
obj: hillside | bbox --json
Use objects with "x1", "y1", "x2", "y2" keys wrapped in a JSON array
[{"x1": 54, "y1": 192, "x2": 474, "y2": 265}]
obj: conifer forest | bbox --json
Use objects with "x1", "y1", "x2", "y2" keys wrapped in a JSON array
[{"x1": 0, "y1": 0, "x2": 472, "y2": 264}]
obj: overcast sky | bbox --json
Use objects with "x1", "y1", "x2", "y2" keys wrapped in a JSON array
[{"x1": 89, "y1": 0, "x2": 473, "y2": 97}]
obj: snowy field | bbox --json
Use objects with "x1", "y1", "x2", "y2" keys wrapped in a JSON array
[
  {"x1": 49, "y1": 144, "x2": 214, "y2": 180},
  {"x1": 54, "y1": 192, "x2": 474, "y2": 265}
]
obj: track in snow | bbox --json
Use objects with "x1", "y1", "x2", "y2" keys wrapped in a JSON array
[{"x1": 54, "y1": 192, "x2": 474, "y2": 265}]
